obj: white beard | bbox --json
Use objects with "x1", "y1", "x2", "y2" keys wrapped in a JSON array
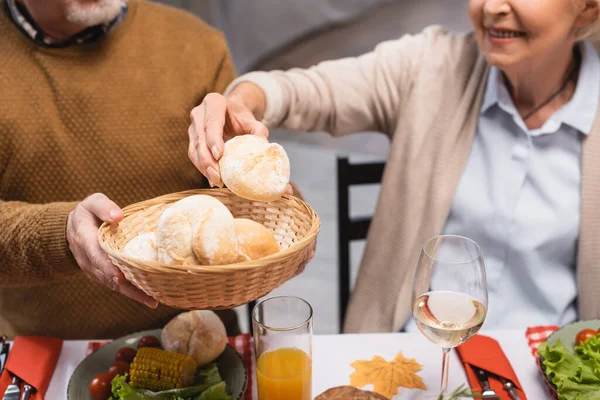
[{"x1": 65, "y1": 0, "x2": 123, "y2": 27}]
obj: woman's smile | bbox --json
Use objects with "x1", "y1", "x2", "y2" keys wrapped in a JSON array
[{"x1": 486, "y1": 27, "x2": 528, "y2": 45}]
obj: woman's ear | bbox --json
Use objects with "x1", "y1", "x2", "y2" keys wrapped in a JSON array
[{"x1": 574, "y1": 0, "x2": 599, "y2": 29}]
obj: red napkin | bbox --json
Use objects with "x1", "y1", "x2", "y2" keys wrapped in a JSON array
[
  {"x1": 88, "y1": 333, "x2": 255, "y2": 400},
  {"x1": 0, "y1": 336, "x2": 63, "y2": 400},
  {"x1": 456, "y1": 334, "x2": 526, "y2": 400}
]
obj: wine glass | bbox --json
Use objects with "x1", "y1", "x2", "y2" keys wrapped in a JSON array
[{"x1": 411, "y1": 235, "x2": 488, "y2": 395}]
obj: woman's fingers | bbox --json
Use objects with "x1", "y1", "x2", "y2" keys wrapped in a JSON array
[{"x1": 188, "y1": 93, "x2": 270, "y2": 185}]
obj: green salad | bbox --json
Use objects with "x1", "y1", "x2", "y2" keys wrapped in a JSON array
[
  {"x1": 109, "y1": 364, "x2": 231, "y2": 400},
  {"x1": 538, "y1": 335, "x2": 600, "y2": 400}
]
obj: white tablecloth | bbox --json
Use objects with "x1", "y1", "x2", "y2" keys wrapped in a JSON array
[{"x1": 47, "y1": 330, "x2": 548, "y2": 399}]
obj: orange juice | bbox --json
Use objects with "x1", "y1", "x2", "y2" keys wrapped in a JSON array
[{"x1": 256, "y1": 347, "x2": 311, "y2": 400}]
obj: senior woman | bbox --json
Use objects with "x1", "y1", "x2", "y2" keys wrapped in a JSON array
[{"x1": 188, "y1": 0, "x2": 600, "y2": 333}]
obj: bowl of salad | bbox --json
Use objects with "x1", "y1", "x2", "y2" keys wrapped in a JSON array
[
  {"x1": 538, "y1": 319, "x2": 600, "y2": 400},
  {"x1": 67, "y1": 329, "x2": 247, "y2": 400}
]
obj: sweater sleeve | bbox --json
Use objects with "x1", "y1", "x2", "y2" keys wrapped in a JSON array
[
  {"x1": 225, "y1": 27, "x2": 449, "y2": 137},
  {"x1": 0, "y1": 200, "x2": 80, "y2": 286}
]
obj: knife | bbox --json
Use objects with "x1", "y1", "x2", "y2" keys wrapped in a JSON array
[
  {"x1": 0, "y1": 336, "x2": 9, "y2": 376},
  {"x1": 471, "y1": 366, "x2": 499, "y2": 399},
  {"x1": 20, "y1": 384, "x2": 32, "y2": 400}
]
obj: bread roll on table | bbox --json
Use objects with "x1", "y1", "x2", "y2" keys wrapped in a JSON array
[
  {"x1": 219, "y1": 135, "x2": 290, "y2": 202},
  {"x1": 161, "y1": 310, "x2": 227, "y2": 365}
]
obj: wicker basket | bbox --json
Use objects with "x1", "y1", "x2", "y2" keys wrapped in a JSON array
[{"x1": 98, "y1": 188, "x2": 320, "y2": 310}]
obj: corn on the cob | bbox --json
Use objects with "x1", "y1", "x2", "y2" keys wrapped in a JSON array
[{"x1": 129, "y1": 347, "x2": 198, "y2": 391}]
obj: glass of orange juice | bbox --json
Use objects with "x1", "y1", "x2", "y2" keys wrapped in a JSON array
[{"x1": 252, "y1": 296, "x2": 312, "y2": 400}]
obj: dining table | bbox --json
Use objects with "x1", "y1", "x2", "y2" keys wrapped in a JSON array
[{"x1": 46, "y1": 329, "x2": 549, "y2": 399}]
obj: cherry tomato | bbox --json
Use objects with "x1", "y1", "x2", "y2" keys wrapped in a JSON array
[
  {"x1": 115, "y1": 347, "x2": 137, "y2": 363},
  {"x1": 89, "y1": 372, "x2": 112, "y2": 400},
  {"x1": 137, "y1": 335, "x2": 161, "y2": 349},
  {"x1": 575, "y1": 328, "x2": 597, "y2": 346},
  {"x1": 108, "y1": 360, "x2": 130, "y2": 379}
]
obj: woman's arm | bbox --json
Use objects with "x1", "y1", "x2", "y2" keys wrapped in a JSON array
[
  {"x1": 225, "y1": 30, "x2": 430, "y2": 137},
  {"x1": 187, "y1": 26, "x2": 453, "y2": 182}
]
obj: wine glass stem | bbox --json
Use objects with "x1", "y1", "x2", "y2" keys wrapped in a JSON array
[{"x1": 440, "y1": 347, "x2": 451, "y2": 395}]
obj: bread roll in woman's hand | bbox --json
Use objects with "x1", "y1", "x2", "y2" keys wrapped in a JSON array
[
  {"x1": 157, "y1": 195, "x2": 239, "y2": 265},
  {"x1": 219, "y1": 135, "x2": 290, "y2": 202},
  {"x1": 235, "y1": 218, "x2": 280, "y2": 262},
  {"x1": 161, "y1": 310, "x2": 227, "y2": 365}
]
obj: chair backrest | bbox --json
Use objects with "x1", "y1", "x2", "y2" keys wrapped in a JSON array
[
  {"x1": 247, "y1": 300, "x2": 256, "y2": 335},
  {"x1": 337, "y1": 156, "x2": 385, "y2": 332}
]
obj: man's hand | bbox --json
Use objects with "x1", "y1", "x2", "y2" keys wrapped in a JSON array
[
  {"x1": 67, "y1": 193, "x2": 158, "y2": 308},
  {"x1": 188, "y1": 85, "x2": 269, "y2": 188}
]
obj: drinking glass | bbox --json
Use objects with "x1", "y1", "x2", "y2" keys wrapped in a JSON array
[
  {"x1": 411, "y1": 235, "x2": 488, "y2": 395},
  {"x1": 252, "y1": 296, "x2": 313, "y2": 400}
]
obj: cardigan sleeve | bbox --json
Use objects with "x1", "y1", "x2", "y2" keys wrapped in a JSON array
[{"x1": 225, "y1": 26, "x2": 451, "y2": 137}]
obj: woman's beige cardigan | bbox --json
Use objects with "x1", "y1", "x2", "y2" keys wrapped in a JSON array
[{"x1": 227, "y1": 26, "x2": 600, "y2": 333}]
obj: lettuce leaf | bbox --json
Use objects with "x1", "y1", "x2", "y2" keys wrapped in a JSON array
[
  {"x1": 196, "y1": 364, "x2": 223, "y2": 387},
  {"x1": 539, "y1": 335, "x2": 600, "y2": 400},
  {"x1": 196, "y1": 382, "x2": 230, "y2": 400},
  {"x1": 109, "y1": 364, "x2": 230, "y2": 400}
]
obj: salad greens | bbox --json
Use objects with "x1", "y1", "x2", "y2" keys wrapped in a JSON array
[
  {"x1": 109, "y1": 363, "x2": 231, "y2": 400},
  {"x1": 538, "y1": 335, "x2": 600, "y2": 400}
]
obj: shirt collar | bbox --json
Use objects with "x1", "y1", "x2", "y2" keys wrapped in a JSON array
[
  {"x1": 481, "y1": 41, "x2": 600, "y2": 135},
  {"x1": 6, "y1": 0, "x2": 128, "y2": 48}
]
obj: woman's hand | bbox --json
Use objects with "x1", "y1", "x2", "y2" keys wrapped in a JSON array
[
  {"x1": 188, "y1": 83, "x2": 269, "y2": 187},
  {"x1": 66, "y1": 193, "x2": 158, "y2": 308}
]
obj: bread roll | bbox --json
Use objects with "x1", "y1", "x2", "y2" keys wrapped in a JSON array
[
  {"x1": 157, "y1": 195, "x2": 239, "y2": 265},
  {"x1": 161, "y1": 310, "x2": 227, "y2": 366},
  {"x1": 316, "y1": 386, "x2": 388, "y2": 400},
  {"x1": 235, "y1": 218, "x2": 279, "y2": 261},
  {"x1": 219, "y1": 135, "x2": 290, "y2": 202},
  {"x1": 123, "y1": 232, "x2": 158, "y2": 262}
]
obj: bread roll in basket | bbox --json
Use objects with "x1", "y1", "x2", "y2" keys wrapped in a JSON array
[{"x1": 98, "y1": 188, "x2": 320, "y2": 310}]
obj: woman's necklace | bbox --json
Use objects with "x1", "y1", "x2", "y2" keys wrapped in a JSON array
[{"x1": 521, "y1": 58, "x2": 579, "y2": 121}]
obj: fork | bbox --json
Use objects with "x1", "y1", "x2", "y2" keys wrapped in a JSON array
[
  {"x1": 2, "y1": 376, "x2": 20, "y2": 400},
  {"x1": 499, "y1": 377, "x2": 521, "y2": 400}
]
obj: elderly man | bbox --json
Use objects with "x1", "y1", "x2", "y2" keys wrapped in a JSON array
[{"x1": 0, "y1": 0, "x2": 240, "y2": 339}]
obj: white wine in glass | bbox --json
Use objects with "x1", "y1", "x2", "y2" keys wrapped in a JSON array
[{"x1": 411, "y1": 235, "x2": 488, "y2": 395}]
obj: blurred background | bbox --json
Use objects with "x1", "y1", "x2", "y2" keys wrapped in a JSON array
[{"x1": 156, "y1": 0, "x2": 472, "y2": 334}]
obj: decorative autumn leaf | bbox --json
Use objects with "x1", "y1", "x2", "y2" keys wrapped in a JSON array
[{"x1": 350, "y1": 351, "x2": 427, "y2": 398}]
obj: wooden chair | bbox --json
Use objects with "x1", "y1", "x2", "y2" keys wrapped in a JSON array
[
  {"x1": 247, "y1": 300, "x2": 256, "y2": 335},
  {"x1": 336, "y1": 156, "x2": 385, "y2": 332}
]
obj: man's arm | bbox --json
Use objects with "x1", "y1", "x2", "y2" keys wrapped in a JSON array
[{"x1": 0, "y1": 200, "x2": 79, "y2": 285}]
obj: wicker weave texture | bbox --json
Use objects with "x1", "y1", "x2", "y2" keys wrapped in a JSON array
[{"x1": 98, "y1": 189, "x2": 320, "y2": 309}]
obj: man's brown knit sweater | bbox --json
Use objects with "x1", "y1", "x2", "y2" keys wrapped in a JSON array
[{"x1": 0, "y1": 0, "x2": 237, "y2": 339}]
